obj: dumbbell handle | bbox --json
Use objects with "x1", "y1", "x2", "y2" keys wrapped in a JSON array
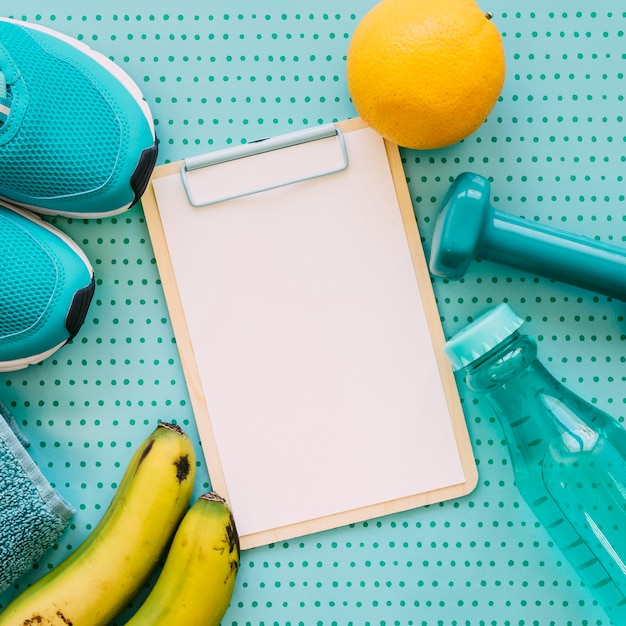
[{"x1": 483, "y1": 209, "x2": 626, "y2": 301}]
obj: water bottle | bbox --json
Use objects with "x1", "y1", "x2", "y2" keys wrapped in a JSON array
[{"x1": 443, "y1": 303, "x2": 626, "y2": 622}]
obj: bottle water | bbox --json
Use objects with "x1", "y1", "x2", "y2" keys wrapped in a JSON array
[{"x1": 443, "y1": 303, "x2": 626, "y2": 623}]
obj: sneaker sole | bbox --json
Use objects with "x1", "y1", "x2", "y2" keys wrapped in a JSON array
[
  {"x1": 0, "y1": 205, "x2": 95, "y2": 372},
  {"x1": 0, "y1": 17, "x2": 158, "y2": 219}
]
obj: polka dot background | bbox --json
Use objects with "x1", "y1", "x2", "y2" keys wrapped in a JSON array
[{"x1": 0, "y1": 1, "x2": 624, "y2": 624}]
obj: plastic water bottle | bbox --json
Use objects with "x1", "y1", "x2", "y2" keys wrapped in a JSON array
[{"x1": 443, "y1": 303, "x2": 626, "y2": 623}]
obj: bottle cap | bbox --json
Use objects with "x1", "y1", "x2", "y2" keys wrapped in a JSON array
[{"x1": 443, "y1": 303, "x2": 524, "y2": 371}]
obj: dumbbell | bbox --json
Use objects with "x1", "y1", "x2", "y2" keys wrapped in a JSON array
[{"x1": 428, "y1": 172, "x2": 626, "y2": 301}]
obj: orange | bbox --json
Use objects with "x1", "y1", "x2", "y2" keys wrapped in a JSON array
[{"x1": 346, "y1": 0, "x2": 506, "y2": 150}]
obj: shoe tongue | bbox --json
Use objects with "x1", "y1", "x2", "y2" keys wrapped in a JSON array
[
  {"x1": 0, "y1": 98, "x2": 10, "y2": 124},
  {"x1": 0, "y1": 71, "x2": 11, "y2": 124}
]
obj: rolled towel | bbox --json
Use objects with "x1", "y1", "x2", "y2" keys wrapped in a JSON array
[{"x1": 0, "y1": 401, "x2": 75, "y2": 592}]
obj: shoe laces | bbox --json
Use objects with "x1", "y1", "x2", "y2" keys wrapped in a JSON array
[{"x1": 0, "y1": 71, "x2": 11, "y2": 123}]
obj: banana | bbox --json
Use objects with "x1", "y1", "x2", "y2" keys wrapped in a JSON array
[
  {"x1": 0, "y1": 422, "x2": 196, "y2": 626},
  {"x1": 123, "y1": 492, "x2": 240, "y2": 626}
]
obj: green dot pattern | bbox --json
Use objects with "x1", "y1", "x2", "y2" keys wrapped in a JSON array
[{"x1": 0, "y1": 2, "x2": 622, "y2": 624}]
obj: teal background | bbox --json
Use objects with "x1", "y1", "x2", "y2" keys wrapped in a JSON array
[{"x1": 1, "y1": 1, "x2": 624, "y2": 624}]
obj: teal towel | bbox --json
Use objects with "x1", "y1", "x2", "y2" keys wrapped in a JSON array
[{"x1": 0, "y1": 402, "x2": 75, "y2": 592}]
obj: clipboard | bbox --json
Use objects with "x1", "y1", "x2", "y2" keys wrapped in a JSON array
[{"x1": 141, "y1": 118, "x2": 477, "y2": 549}]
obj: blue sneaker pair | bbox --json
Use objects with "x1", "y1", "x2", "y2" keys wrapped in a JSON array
[{"x1": 0, "y1": 18, "x2": 158, "y2": 370}]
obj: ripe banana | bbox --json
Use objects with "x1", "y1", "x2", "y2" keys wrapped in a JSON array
[
  {"x1": 0, "y1": 421, "x2": 196, "y2": 626},
  {"x1": 123, "y1": 492, "x2": 240, "y2": 626}
]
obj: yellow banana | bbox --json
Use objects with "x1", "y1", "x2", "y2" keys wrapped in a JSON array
[
  {"x1": 123, "y1": 492, "x2": 240, "y2": 626},
  {"x1": 0, "y1": 421, "x2": 196, "y2": 626}
]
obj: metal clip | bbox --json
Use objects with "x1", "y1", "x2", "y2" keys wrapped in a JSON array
[{"x1": 180, "y1": 124, "x2": 349, "y2": 207}]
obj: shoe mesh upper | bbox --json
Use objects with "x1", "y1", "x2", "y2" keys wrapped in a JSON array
[
  {"x1": 0, "y1": 213, "x2": 59, "y2": 341},
  {"x1": 0, "y1": 24, "x2": 122, "y2": 199}
]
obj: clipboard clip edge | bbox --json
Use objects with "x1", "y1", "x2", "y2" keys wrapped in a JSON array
[{"x1": 180, "y1": 123, "x2": 349, "y2": 207}]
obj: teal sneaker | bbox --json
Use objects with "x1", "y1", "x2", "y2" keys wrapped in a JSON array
[
  {"x1": 0, "y1": 18, "x2": 157, "y2": 218},
  {"x1": 0, "y1": 204, "x2": 94, "y2": 371}
]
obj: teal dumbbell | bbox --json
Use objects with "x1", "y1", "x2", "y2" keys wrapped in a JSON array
[{"x1": 429, "y1": 172, "x2": 626, "y2": 301}]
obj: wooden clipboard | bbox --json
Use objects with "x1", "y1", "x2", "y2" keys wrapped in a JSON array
[{"x1": 141, "y1": 118, "x2": 477, "y2": 549}]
